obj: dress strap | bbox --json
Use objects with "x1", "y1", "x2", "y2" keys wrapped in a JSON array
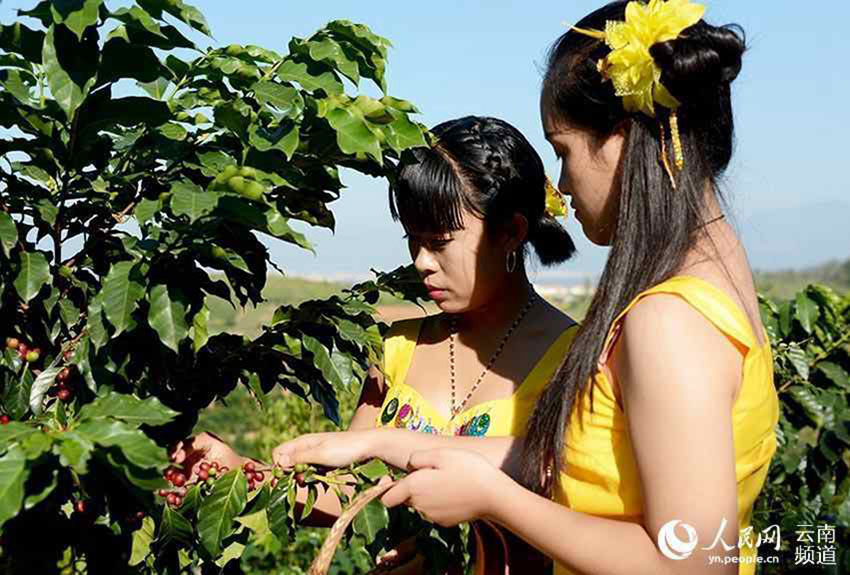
[
  {"x1": 516, "y1": 324, "x2": 581, "y2": 400},
  {"x1": 382, "y1": 317, "x2": 424, "y2": 389},
  {"x1": 600, "y1": 275, "x2": 762, "y2": 366}
]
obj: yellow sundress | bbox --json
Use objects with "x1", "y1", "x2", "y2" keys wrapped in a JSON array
[
  {"x1": 375, "y1": 316, "x2": 580, "y2": 437},
  {"x1": 553, "y1": 276, "x2": 780, "y2": 575}
]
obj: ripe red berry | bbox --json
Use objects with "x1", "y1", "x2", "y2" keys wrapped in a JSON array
[
  {"x1": 242, "y1": 461, "x2": 255, "y2": 473},
  {"x1": 74, "y1": 500, "x2": 87, "y2": 514},
  {"x1": 165, "y1": 467, "x2": 177, "y2": 480},
  {"x1": 0, "y1": 415, "x2": 10, "y2": 425},
  {"x1": 166, "y1": 493, "x2": 178, "y2": 506},
  {"x1": 247, "y1": 480, "x2": 256, "y2": 491},
  {"x1": 5, "y1": 337, "x2": 19, "y2": 350},
  {"x1": 294, "y1": 472, "x2": 307, "y2": 487},
  {"x1": 173, "y1": 496, "x2": 183, "y2": 508},
  {"x1": 57, "y1": 388, "x2": 72, "y2": 402},
  {"x1": 16, "y1": 342, "x2": 27, "y2": 354},
  {"x1": 158, "y1": 489, "x2": 168, "y2": 497},
  {"x1": 57, "y1": 367, "x2": 71, "y2": 383},
  {"x1": 253, "y1": 471, "x2": 264, "y2": 483},
  {"x1": 135, "y1": 511, "x2": 145, "y2": 520},
  {"x1": 171, "y1": 472, "x2": 186, "y2": 487},
  {"x1": 271, "y1": 477, "x2": 279, "y2": 488},
  {"x1": 198, "y1": 469, "x2": 209, "y2": 481},
  {"x1": 199, "y1": 461, "x2": 210, "y2": 472}
]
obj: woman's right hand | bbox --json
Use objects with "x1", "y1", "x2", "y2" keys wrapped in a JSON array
[
  {"x1": 169, "y1": 431, "x2": 249, "y2": 480},
  {"x1": 271, "y1": 430, "x2": 377, "y2": 470}
]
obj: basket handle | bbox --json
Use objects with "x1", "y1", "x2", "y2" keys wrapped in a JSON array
[
  {"x1": 308, "y1": 480, "x2": 398, "y2": 575},
  {"x1": 308, "y1": 481, "x2": 508, "y2": 575}
]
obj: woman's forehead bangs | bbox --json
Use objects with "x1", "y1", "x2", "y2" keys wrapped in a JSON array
[{"x1": 390, "y1": 150, "x2": 468, "y2": 235}]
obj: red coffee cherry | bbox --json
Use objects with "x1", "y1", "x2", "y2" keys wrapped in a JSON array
[
  {"x1": 0, "y1": 415, "x2": 10, "y2": 425},
  {"x1": 166, "y1": 493, "x2": 178, "y2": 506},
  {"x1": 252, "y1": 471, "x2": 265, "y2": 483},
  {"x1": 74, "y1": 500, "x2": 87, "y2": 514},
  {"x1": 198, "y1": 469, "x2": 209, "y2": 481},
  {"x1": 242, "y1": 461, "x2": 255, "y2": 473},
  {"x1": 57, "y1": 388, "x2": 72, "y2": 402},
  {"x1": 294, "y1": 472, "x2": 307, "y2": 487},
  {"x1": 171, "y1": 472, "x2": 186, "y2": 487}
]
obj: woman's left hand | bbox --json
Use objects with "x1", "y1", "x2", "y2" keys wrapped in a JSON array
[{"x1": 380, "y1": 448, "x2": 506, "y2": 527}]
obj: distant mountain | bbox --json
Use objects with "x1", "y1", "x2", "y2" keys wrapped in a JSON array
[{"x1": 740, "y1": 200, "x2": 850, "y2": 271}]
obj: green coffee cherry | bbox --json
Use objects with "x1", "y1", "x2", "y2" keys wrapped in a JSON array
[
  {"x1": 227, "y1": 176, "x2": 247, "y2": 194},
  {"x1": 240, "y1": 180, "x2": 265, "y2": 202},
  {"x1": 238, "y1": 166, "x2": 258, "y2": 179},
  {"x1": 293, "y1": 463, "x2": 308, "y2": 473},
  {"x1": 210, "y1": 246, "x2": 228, "y2": 260}
]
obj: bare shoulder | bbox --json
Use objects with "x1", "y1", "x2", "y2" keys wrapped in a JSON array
[{"x1": 613, "y1": 293, "x2": 742, "y2": 399}]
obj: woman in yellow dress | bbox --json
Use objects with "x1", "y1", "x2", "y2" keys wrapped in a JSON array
[
  {"x1": 274, "y1": 2, "x2": 780, "y2": 575},
  {"x1": 177, "y1": 115, "x2": 580, "y2": 572}
]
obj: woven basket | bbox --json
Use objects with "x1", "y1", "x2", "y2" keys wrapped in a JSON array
[{"x1": 308, "y1": 481, "x2": 510, "y2": 575}]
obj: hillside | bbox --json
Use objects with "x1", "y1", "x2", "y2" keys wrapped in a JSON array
[{"x1": 755, "y1": 257, "x2": 850, "y2": 300}]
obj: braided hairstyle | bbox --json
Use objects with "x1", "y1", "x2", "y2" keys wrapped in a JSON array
[{"x1": 390, "y1": 115, "x2": 575, "y2": 266}]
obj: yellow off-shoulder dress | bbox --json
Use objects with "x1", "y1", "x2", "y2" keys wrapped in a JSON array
[
  {"x1": 553, "y1": 276, "x2": 780, "y2": 575},
  {"x1": 374, "y1": 316, "x2": 579, "y2": 437}
]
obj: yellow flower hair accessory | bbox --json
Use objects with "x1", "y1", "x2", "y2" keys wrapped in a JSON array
[
  {"x1": 572, "y1": 0, "x2": 705, "y2": 188},
  {"x1": 544, "y1": 177, "x2": 567, "y2": 219}
]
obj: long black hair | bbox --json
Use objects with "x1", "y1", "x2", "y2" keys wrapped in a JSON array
[
  {"x1": 390, "y1": 116, "x2": 575, "y2": 266},
  {"x1": 522, "y1": 1, "x2": 746, "y2": 495}
]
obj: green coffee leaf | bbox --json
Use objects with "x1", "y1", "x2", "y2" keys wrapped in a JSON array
[
  {"x1": 148, "y1": 284, "x2": 190, "y2": 353},
  {"x1": 0, "y1": 212, "x2": 19, "y2": 258},
  {"x1": 50, "y1": 0, "x2": 103, "y2": 41},
  {"x1": 197, "y1": 469, "x2": 248, "y2": 556},
  {"x1": 351, "y1": 498, "x2": 389, "y2": 541},
  {"x1": 794, "y1": 293, "x2": 819, "y2": 334},
  {"x1": 76, "y1": 419, "x2": 168, "y2": 469},
  {"x1": 0, "y1": 446, "x2": 28, "y2": 529},
  {"x1": 129, "y1": 516, "x2": 156, "y2": 566},
  {"x1": 42, "y1": 25, "x2": 98, "y2": 120},
  {"x1": 13, "y1": 251, "x2": 49, "y2": 302},
  {"x1": 170, "y1": 180, "x2": 220, "y2": 223},
  {"x1": 78, "y1": 392, "x2": 178, "y2": 425}
]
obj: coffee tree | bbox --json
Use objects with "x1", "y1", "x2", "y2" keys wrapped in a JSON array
[
  {"x1": 0, "y1": 1, "x2": 438, "y2": 573},
  {"x1": 755, "y1": 284, "x2": 850, "y2": 573}
]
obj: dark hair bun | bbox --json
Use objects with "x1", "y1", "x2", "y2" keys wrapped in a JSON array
[
  {"x1": 530, "y1": 214, "x2": 576, "y2": 265},
  {"x1": 651, "y1": 22, "x2": 745, "y2": 100}
]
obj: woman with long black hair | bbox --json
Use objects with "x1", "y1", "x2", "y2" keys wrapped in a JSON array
[{"x1": 275, "y1": 2, "x2": 779, "y2": 574}]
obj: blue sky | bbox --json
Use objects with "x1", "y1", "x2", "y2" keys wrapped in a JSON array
[{"x1": 2, "y1": 1, "x2": 848, "y2": 281}]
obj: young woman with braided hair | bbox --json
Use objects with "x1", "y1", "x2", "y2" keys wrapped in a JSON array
[
  {"x1": 274, "y1": 1, "x2": 780, "y2": 574},
  {"x1": 176, "y1": 116, "x2": 582, "y2": 573}
]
